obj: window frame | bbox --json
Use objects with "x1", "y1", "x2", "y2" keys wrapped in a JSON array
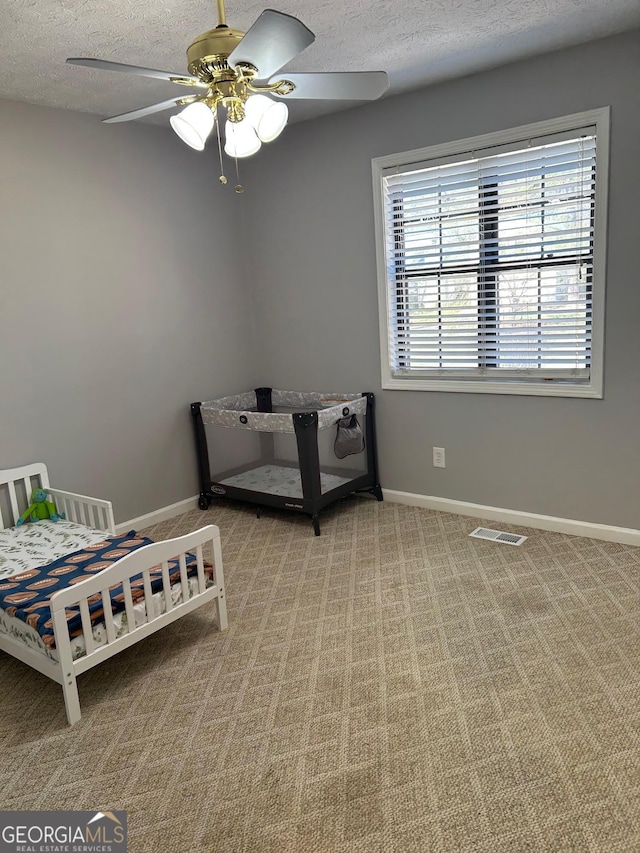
[{"x1": 372, "y1": 108, "x2": 610, "y2": 398}]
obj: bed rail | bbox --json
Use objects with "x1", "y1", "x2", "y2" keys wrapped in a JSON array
[
  {"x1": 48, "y1": 488, "x2": 115, "y2": 534},
  {"x1": 0, "y1": 463, "x2": 49, "y2": 530},
  {"x1": 50, "y1": 525, "x2": 226, "y2": 725},
  {"x1": 0, "y1": 463, "x2": 115, "y2": 533}
]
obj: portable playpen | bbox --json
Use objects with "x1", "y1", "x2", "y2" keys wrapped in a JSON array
[{"x1": 191, "y1": 388, "x2": 382, "y2": 535}]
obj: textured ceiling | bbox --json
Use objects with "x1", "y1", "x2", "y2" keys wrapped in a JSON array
[{"x1": 2, "y1": 0, "x2": 639, "y2": 127}]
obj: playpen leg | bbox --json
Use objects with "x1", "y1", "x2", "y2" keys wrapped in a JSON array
[
  {"x1": 371, "y1": 484, "x2": 383, "y2": 502},
  {"x1": 311, "y1": 514, "x2": 320, "y2": 536},
  {"x1": 62, "y1": 674, "x2": 81, "y2": 725},
  {"x1": 256, "y1": 506, "x2": 262, "y2": 519}
]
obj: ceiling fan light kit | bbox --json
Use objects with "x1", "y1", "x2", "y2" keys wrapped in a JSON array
[
  {"x1": 224, "y1": 117, "x2": 262, "y2": 158},
  {"x1": 169, "y1": 101, "x2": 215, "y2": 151},
  {"x1": 66, "y1": 0, "x2": 388, "y2": 189},
  {"x1": 245, "y1": 94, "x2": 288, "y2": 143}
]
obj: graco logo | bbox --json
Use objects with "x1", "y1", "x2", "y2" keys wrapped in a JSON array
[
  {"x1": 0, "y1": 810, "x2": 127, "y2": 853},
  {"x1": 210, "y1": 485, "x2": 227, "y2": 495}
]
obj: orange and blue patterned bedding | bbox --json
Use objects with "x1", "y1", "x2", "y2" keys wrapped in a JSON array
[{"x1": 0, "y1": 531, "x2": 201, "y2": 651}]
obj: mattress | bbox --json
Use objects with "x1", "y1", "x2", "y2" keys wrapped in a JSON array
[
  {"x1": 219, "y1": 464, "x2": 352, "y2": 497},
  {"x1": 0, "y1": 519, "x2": 109, "y2": 580},
  {"x1": 0, "y1": 520, "x2": 207, "y2": 663}
]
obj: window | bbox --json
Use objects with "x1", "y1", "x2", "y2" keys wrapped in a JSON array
[{"x1": 372, "y1": 109, "x2": 609, "y2": 397}]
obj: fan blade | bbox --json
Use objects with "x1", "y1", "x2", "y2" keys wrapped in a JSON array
[
  {"x1": 67, "y1": 58, "x2": 205, "y2": 86},
  {"x1": 103, "y1": 96, "x2": 200, "y2": 123},
  {"x1": 269, "y1": 71, "x2": 388, "y2": 100},
  {"x1": 228, "y1": 10, "x2": 314, "y2": 79}
]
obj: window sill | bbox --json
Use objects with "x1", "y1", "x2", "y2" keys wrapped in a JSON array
[{"x1": 381, "y1": 376, "x2": 603, "y2": 398}]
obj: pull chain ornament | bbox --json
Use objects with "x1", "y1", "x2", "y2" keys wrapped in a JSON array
[{"x1": 214, "y1": 106, "x2": 227, "y2": 184}]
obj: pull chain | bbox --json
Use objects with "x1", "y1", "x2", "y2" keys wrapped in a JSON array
[
  {"x1": 234, "y1": 155, "x2": 244, "y2": 194},
  {"x1": 213, "y1": 100, "x2": 244, "y2": 194},
  {"x1": 214, "y1": 107, "x2": 227, "y2": 185}
]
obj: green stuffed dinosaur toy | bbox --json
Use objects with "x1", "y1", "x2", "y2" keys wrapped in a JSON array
[{"x1": 16, "y1": 488, "x2": 65, "y2": 526}]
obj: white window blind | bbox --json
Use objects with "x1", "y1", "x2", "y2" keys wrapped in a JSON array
[{"x1": 379, "y1": 126, "x2": 600, "y2": 388}]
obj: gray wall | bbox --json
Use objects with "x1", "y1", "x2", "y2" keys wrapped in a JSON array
[
  {"x1": 241, "y1": 29, "x2": 640, "y2": 529},
  {"x1": 2, "y1": 29, "x2": 638, "y2": 530},
  {"x1": 0, "y1": 99, "x2": 256, "y2": 523}
]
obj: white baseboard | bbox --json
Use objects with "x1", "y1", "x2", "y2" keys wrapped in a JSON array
[
  {"x1": 116, "y1": 495, "x2": 200, "y2": 534},
  {"x1": 383, "y1": 489, "x2": 640, "y2": 547},
  {"x1": 115, "y1": 489, "x2": 640, "y2": 548}
]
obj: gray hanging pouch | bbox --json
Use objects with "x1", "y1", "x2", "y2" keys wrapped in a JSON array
[{"x1": 334, "y1": 414, "x2": 365, "y2": 459}]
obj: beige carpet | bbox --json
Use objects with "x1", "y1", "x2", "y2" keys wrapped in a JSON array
[{"x1": 1, "y1": 497, "x2": 639, "y2": 852}]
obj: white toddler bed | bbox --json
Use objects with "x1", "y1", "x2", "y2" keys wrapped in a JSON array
[{"x1": 0, "y1": 462, "x2": 227, "y2": 725}]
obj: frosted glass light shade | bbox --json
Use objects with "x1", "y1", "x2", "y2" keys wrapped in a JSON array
[
  {"x1": 245, "y1": 94, "x2": 288, "y2": 142},
  {"x1": 170, "y1": 102, "x2": 214, "y2": 151},
  {"x1": 224, "y1": 118, "x2": 261, "y2": 158}
]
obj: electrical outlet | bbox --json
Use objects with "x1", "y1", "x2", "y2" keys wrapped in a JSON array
[{"x1": 433, "y1": 447, "x2": 446, "y2": 468}]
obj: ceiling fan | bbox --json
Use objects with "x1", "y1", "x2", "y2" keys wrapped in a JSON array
[{"x1": 67, "y1": 0, "x2": 388, "y2": 189}]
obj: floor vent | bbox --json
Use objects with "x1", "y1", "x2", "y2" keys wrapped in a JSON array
[{"x1": 469, "y1": 526, "x2": 527, "y2": 546}]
